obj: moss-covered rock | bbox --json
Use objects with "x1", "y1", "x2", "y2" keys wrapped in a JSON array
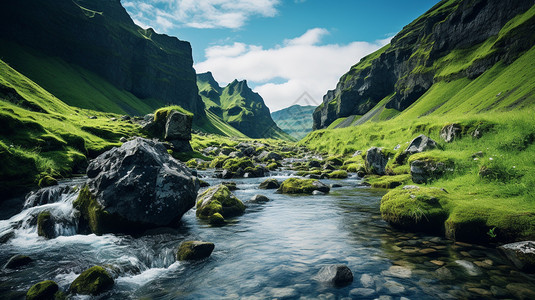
[
  {"x1": 38, "y1": 175, "x2": 58, "y2": 188},
  {"x1": 37, "y1": 210, "x2": 55, "y2": 239},
  {"x1": 176, "y1": 241, "x2": 215, "y2": 261},
  {"x1": 73, "y1": 186, "x2": 114, "y2": 235},
  {"x1": 186, "y1": 158, "x2": 198, "y2": 168},
  {"x1": 259, "y1": 178, "x2": 280, "y2": 189},
  {"x1": 380, "y1": 187, "x2": 449, "y2": 234},
  {"x1": 69, "y1": 266, "x2": 114, "y2": 296},
  {"x1": 26, "y1": 280, "x2": 58, "y2": 300},
  {"x1": 409, "y1": 153, "x2": 454, "y2": 184},
  {"x1": 196, "y1": 185, "x2": 245, "y2": 224},
  {"x1": 222, "y1": 157, "x2": 254, "y2": 172},
  {"x1": 326, "y1": 156, "x2": 344, "y2": 166},
  {"x1": 209, "y1": 155, "x2": 229, "y2": 169},
  {"x1": 4, "y1": 254, "x2": 32, "y2": 270},
  {"x1": 327, "y1": 170, "x2": 348, "y2": 179},
  {"x1": 277, "y1": 178, "x2": 330, "y2": 194},
  {"x1": 266, "y1": 162, "x2": 279, "y2": 171},
  {"x1": 367, "y1": 174, "x2": 412, "y2": 189},
  {"x1": 221, "y1": 181, "x2": 237, "y2": 191}
]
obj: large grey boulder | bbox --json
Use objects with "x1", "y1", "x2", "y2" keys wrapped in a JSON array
[
  {"x1": 410, "y1": 159, "x2": 451, "y2": 184},
  {"x1": 164, "y1": 111, "x2": 192, "y2": 141},
  {"x1": 499, "y1": 241, "x2": 535, "y2": 272},
  {"x1": 314, "y1": 264, "x2": 354, "y2": 287},
  {"x1": 404, "y1": 134, "x2": 437, "y2": 155},
  {"x1": 365, "y1": 147, "x2": 388, "y2": 175},
  {"x1": 440, "y1": 124, "x2": 462, "y2": 143},
  {"x1": 80, "y1": 138, "x2": 199, "y2": 234}
]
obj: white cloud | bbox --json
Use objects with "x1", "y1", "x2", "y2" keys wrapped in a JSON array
[
  {"x1": 195, "y1": 28, "x2": 391, "y2": 111},
  {"x1": 122, "y1": 0, "x2": 280, "y2": 31}
]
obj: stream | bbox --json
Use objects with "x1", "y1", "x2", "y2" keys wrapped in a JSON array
[{"x1": 1, "y1": 170, "x2": 535, "y2": 299}]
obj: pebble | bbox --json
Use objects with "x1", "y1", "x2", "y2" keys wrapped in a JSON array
[
  {"x1": 455, "y1": 260, "x2": 481, "y2": 276},
  {"x1": 401, "y1": 248, "x2": 420, "y2": 254},
  {"x1": 455, "y1": 241, "x2": 472, "y2": 247},
  {"x1": 467, "y1": 287, "x2": 492, "y2": 297},
  {"x1": 381, "y1": 266, "x2": 412, "y2": 279},
  {"x1": 382, "y1": 280, "x2": 406, "y2": 294},
  {"x1": 360, "y1": 274, "x2": 375, "y2": 288},
  {"x1": 349, "y1": 288, "x2": 375, "y2": 297},
  {"x1": 392, "y1": 245, "x2": 402, "y2": 251},
  {"x1": 269, "y1": 287, "x2": 298, "y2": 298},
  {"x1": 430, "y1": 260, "x2": 445, "y2": 266},
  {"x1": 419, "y1": 248, "x2": 437, "y2": 254},
  {"x1": 435, "y1": 267, "x2": 454, "y2": 280},
  {"x1": 490, "y1": 286, "x2": 509, "y2": 298},
  {"x1": 460, "y1": 251, "x2": 471, "y2": 257}
]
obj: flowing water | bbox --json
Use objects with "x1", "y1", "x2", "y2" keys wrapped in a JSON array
[{"x1": 1, "y1": 171, "x2": 535, "y2": 299}]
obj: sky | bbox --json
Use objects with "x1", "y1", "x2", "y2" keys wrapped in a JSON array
[{"x1": 121, "y1": 0, "x2": 440, "y2": 112}]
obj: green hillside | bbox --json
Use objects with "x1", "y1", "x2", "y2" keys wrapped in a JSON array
[
  {"x1": 0, "y1": 59, "x2": 142, "y2": 197},
  {"x1": 302, "y1": 0, "x2": 535, "y2": 242},
  {"x1": 271, "y1": 105, "x2": 316, "y2": 140}
]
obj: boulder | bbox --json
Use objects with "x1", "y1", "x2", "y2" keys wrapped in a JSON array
[
  {"x1": 26, "y1": 280, "x2": 59, "y2": 300},
  {"x1": 440, "y1": 124, "x2": 462, "y2": 143},
  {"x1": 404, "y1": 134, "x2": 437, "y2": 155},
  {"x1": 365, "y1": 147, "x2": 388, "y2": 175},
  {"x1": 240, "y1": 146, "x2": 255, "y2": 157},
  {"x1": 176, "y1": 241, "x2": 215, "y2": 261},
  {"x1": 314, "y1": 264, "x2": 354, "y2": 287},
  {"x1": 499, "y1": 241, "x2": 535, "y2": 272},
  {"x1": 24, "y1": 185, "x2": 72, "y2": 208},
  {"x1": 169, "y1": 139, "x2": 193, "y2": 152},
  {"x1": 69, "y1": 266, "x2": 114, "y2": 295},
  {"x1": 307, "y1": 160, "x2": 322, "y2": 168},
  {"x1": 221, "y1": 181, "x2": 238, "y2": 191},
  {"x1": 277, "y1": 178, "x2": 330, "y2": 194},
  {"x1": 327, "y1": 170, "x2": 348, "y2": 179},
  {"x1": 196, "y1": 185, "x2": 245, "y2": 224},
  {"x1": 259, "y1": 178, "x2": 280, "y2": 189},
  {"x1": 257, "y1": 151, "x2": 282, "y2": 162},
  {"x1": 37, "y1": 210, "x2": 56, "y2": 239},
  {"x1": 38, "y1": 175, "x2": 58, "y2": 188},
  {"x1": 4, "y1": 254, "x2": 32, "y2": 270},
  {"x1": 164, "y1": 111, "x2": 192, "y2": 141},
  {"x1": 76, "y1": 138, "x2": 198, "y2": 235},
  {"x1": 250, "y1": 194, "x2": 270, "y2": 203},
  {"x1": 410, "y1": 159, "x2": 451, "y2": 184}
]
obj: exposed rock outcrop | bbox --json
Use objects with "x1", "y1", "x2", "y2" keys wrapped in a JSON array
[
  {"x1": 499, "y1": 241, "x2": 535, "y2": 272},
  {"x1": 365, "y1": 147, "x2": 388, "y2": 175}
]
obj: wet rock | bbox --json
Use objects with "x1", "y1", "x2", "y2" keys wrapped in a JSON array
[
  {"x1": 440, "y1": 124, "x2": 462, "y2": 143},
  {"x1": 269, "y1": 287, "x2": 298, "y2": 298},
  {"x1": 360, "y1": 274, "x2": 375, "y2": 288},
  {"x1": 277, "y1": 178, "x2": 330, "y2": 194},
  {"x1": 404, "y1": 134, "x2": 437, "y2": 155},
  {"x1": 365, "y1": 147, "x2": 388, "y2": 175},
  {"x1": 37, "y1": 210, "x2": 55, "y2": 239},
  {"x1": 350, "y1": 288, "x2": 375, "y2": 297},
  {"x1": 430, "y1": 260, "x2": 445, "y2": 266},
  {"x1": 3, "y1": 254, "x2": 32, "y2": 270},
  {"x1": 250, "y1": 194, "x2": 270, "y2": 203},
  {"x1": 382, "y1": 280, "x2": 406, "y2": 294},
  {"x1": 467, "y1": 287, "x2": 492, "y2": 297},
  {"x1": 490, "y1": 286, "x2": 509, "y2": 298},
  {"x1": 26, "y1": 280, "x2": 59, "y2": 300},
  {"x1": 176, "y1": 241, "x2": 215, "y2": 261},
  {"x1": 259, "y1": 178, "x2": 280, "y2": 189},
  {"x1": 381, "y1": 266, "x2": 412, "y2": 278},
  {"x1": 77, "y1": 138, "x2": 198, "y2": 235},
  {"x1": 119, "y1": 137, "x2": 127, "y2": 143},
  {"x1": 506, "y1": 283, "x2": 535, "y2": 299},
  {"x1": 312, "y1": 190, "x2": 326, "y2": 195},
  {"x1": 24, "y1": 185, "x2": 72, "y2": 208},
  {"x1": 307, "y1": 160, "x2": 322, "y2": 168},
  {"x1": 435, "y1": 267, "x2": 454, "y2": 280},
  {"x1": 221, "y1": 181, "x2": 238, "y2": 191},
  {"x1": 69, "y1": 266, "x2": 114, "y2": 295},
  {"x1": 455, "y1": 260, "x2": 481, "y2": 276},
  {"x1": 314, "y1": 264, "x2": 353, "y2": 287},
  {"x1": 199, "y1": 180, "x2": 210, "y2": 187},
  {"x1": 0, "y1": 229, "x2": 15, "y2": 244},
  {"x1": 38, "y1": 175, "x2": 58, "y2": 188},
  {"x1": 164, "y1": 111, "x2": 192, "y2": 141},
  {"x1": 331, "y1": 183, "x2": 342, "y2": 188},
  {"x1": 196, "y1": 184, "x2": 245, "y2": 224},
  {"x1": 257, "y1": 151, "x2": 282, "y2": 162},
  {"x1": 499, "y1": 241, "x2": 535, "y2": 272}
]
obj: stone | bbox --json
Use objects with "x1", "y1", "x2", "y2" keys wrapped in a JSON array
[
  {"x1": 331, "y1": 183, "x2": 342, "y2": 188},
  {"x1": 196, "y1": 184, "x2": 245, "y2": 224},
  {"x1": 312, "y1": 190, "x2": 326, "y2": 195},
  {"x1": 23, "y1": 185, "x2": 72, "y2": 208},
  {"x1": 314, "y1": 264, "x2": 353, "y2": 287},
  {"x1": 164, "y1": 111, "x2": 192, "y2": 141},
  {"x1": 77, "y1": 138, "x2": 198, "y2": 235},
  {"x1": 350, "y1": 288, "x2": 375, "y2": 297},
  {"x1": 430, "y1": 260, "x2": 445, "y2": 266},
  {"x1": 455, "y1": 260, "x2": 481, "y2": 276},
  {"x1": 119, "y1": 137, "x2": 128, "y2": 143},
  {"x1": 250, "y1": 194, "x2": 270, "y2": 203},
  {"x1": 37, "y1": 210, "x2": 55, "y2": 239},
  {"x1": 467, "y1": 287, "x2": 492, "y2": 297},
  {"x1": 402, "y1": 185, "x2": 420, "y2": 190},
  {"x1": 307, "y1": 160, "x2": 322, "y2": 168},
  {"x1": 506, "y1": 283, "x2": 535, "y2": 299},
  {"x1": 382, "y1": 280, "x2": 406, "y2": 294},
  {"x1": 440, "y1": 124, "x2": 462, "y2": 143},
  {"x1": 69, "y1": 266, "x2": 114, "y2": 295},
  {"x1": 381, "y1": 266, "x2": 412, "y2": 278},
  {"x1": 176, "y1": 241, "x2": 215, "y2": 261},
  {"x1": 169, "y1": 139, "x2": 193, "y2": 152},
  {"x1": 435, "y1": 267, "x2": 454, "y2": 280},
  {"x1": 499, "y1": 241, "x2": 535, "y2": 272},
  {"x1": 410, "y1": 159, "x2": 451, "y2": 184},
  {"x1": 221, "y1": 181, "x2": 238, "y2": 191},
  {"x1": 277, "y1": 178, "x2": 330, "y2": 194},
  {"x1": 419, "y1": 248, "x2": 437, "y2": 254},
  {"x1": 365, "y1": 147, "x2": 388, "y2": 175},
  {"x1": 259, "y1": 178, "x2": 280, "y2": 189},
  {"x1": 4, "y1": 254, "x2": 32, "y2": 270},
  {"x1": 26, "y1": 280, "x2": 59, "y2": 300},
  {"x1": 257, "y1": 151, "x2": 282, "y2": 162},
  {"x1": 404, "y1": 134, "x2": 437, "y2": 155},
  {"x1": 38, "y1": 175, "x2": 58, "y2": 188},
  {"x1": 360, "y1": 274, "x2": 375, "y2": 288}
]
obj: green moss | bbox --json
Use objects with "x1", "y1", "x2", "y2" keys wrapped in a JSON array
[
  {"x1": 73, "y1": 186, "x2": 107, "y2": 235},
  {"x1": 186, "y1": 158, "x2": 198, "y2": 168},
  {"x1": 277, "y1": 178, "x2": 321, "y2": 194},
  {"x1": 266, "y1": 162, "x2": 279, "y2": 170},
  {"x1": 196, "y1": 185, "x2": 245, "y2": 223},
  {"x1": 368, "y1": 174, "x2": 412, "y2": 189},
  {"x1": 176, "y1": 241, "x2": 215, "y2": 261},
  {"x1": 221, "y1": 157, "x2": 254, "y2": 172},
  {"x1": 327, "y1": 170, "x2": 348, "y2": 179},
  {"x1": 380, "y1": 187, "x2": 449, "y2": 234},
  {"x1": 38, "y1": 175, "x2": 58, "y2": 188},
  {"x1": 69, "y1": 266, "x2": 114, "y2": 296},
  {"x1": 37, "y1": 210, "x2": 54, "y2": 239},
  {"x1": 209, "y1": 155, "x2": 229, "y2": 169},
  {"x1": 26, "y1": 280, "x2": 59, "y2": 300}
]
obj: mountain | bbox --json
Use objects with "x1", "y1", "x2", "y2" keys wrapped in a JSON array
[
  {"x1": 0, "y1": 0, "x2": 203, "y2": 116},
  {"x1": 197, "y1": 72, "x2": 293, "y2": 140},
  {"x1": 313, "y1": 0, "x2": 535, "y2": 129},
  {"x1": 271, "y1": 105, "x2": 316, "y2": 140}
]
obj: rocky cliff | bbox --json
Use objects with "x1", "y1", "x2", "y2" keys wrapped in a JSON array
[
  {"x1": 197, "y1": 72, "x2": 292, "y2": 140},
  {"x1": 313, "y1": 0, "x2": 535, "y2": 129},
  {"x1": 0, "y1": 0, "x2": 204, "y2": 116}
]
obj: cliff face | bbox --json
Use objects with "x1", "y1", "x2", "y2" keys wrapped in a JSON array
[
  {"x1": 197, "y1": 72, "x2": 291, "y2": 139},
  {"x1": 313, "y1": 0, "x2": 535, "y2": 129},
  {"x1": 0, "y1": 0, "x2": 204, "y2": 116}
]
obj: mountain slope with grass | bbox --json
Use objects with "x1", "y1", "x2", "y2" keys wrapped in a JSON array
[
  {"x1": 303, "y1": 0, "x2": 535, "y2": 243},
  {"x1": 0, "y1": 0, "x2": 204, "y2": 116},
  {"x1": 271, "y1": 105, "x2": 316, "y2": 140},
  {"x1": 197, "y1": 72, "x2": 294, "y2": 140}
]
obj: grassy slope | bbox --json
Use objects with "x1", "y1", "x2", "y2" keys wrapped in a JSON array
[
  {"x1": 0, "y1": 40, "x2": 166, "y2": 116},
  {"x1": 0, "y1": 59, "x2": 142, "y2": 196},
  {"x1": 301, "y1": 6, "x2": 535, "y2": 241}
]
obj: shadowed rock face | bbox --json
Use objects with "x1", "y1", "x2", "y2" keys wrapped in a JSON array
[
  {"x1": 313, "y1": 0, "x2": 535, "y2": 129},
  {"x1": 0, "y1": 0, "x2": 204, "y2": 116}
]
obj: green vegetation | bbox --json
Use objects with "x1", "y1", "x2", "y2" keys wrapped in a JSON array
[
  {"x1": 26, "y1": 280, "x2": 59, "y2": 300},
  {"x1": 277, "y1": 178, "x2": 328, "y2": 194},
  {"x1": 69, "y1": 266, "x2": 114, "y2": 296},
  {"x1": 196, "y1": 185, "x2": 245, "y2": 224}
]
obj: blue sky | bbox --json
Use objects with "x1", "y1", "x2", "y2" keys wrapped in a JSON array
[{"x1": 122, "y1": 0, "x2": 440, "y2": 111}]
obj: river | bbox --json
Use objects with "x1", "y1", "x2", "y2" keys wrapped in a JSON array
[{"x1": 1, "y1": 171, "x2": 534, "y2": 299}]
